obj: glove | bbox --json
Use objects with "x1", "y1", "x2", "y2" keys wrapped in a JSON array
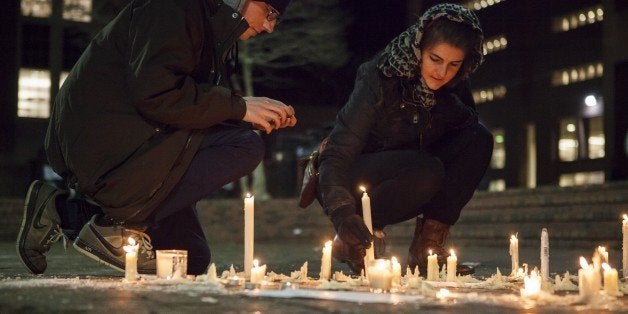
[{"x1": 330, "y1": 206, "x2": 373, "y2": 249}]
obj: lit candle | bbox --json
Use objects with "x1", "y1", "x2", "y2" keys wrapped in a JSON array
[
  {"x1": 359, "y1": 186, "x2": 375, "y2": 263},
  {"x1": 244, "y1": 193, "x2": 254, "y2": 278},
  {"x1": 623, "y1": 214, "x2": 628, "y2": 279},
  {"x1": 319, "y1": 240, "x2": 332, "y2": 280},
  {"x1": 602, "y1": 263, "x2": 620, "y2": 296},
  {"x1": 521, "y1": 269, "x2": 542, "y2": 299},
  {"x1": 391, "y1": 256, "x2": 402, "y2": 285},
  {"x1": 540, "y1": 228, "x2": 549, "y2": 281},
  {"x1": 123, "y1": 237, "x2": 138, "y2": 282},
  {"x1": 509, "y1": 234, "x2": 519, "y2": 276},
  {"x1": 367, "y1": 259, "x2": 392, "y2": 292},
  {"x1": 578, "y1": 256, "x2": 600, "y2": 301},
  {"x1": 427, "y1": 250, "x2": 439, "y2": 281},
  {"x1": 250, "y1": 259, "x2": 266, "y2": 284},
  {"x1": 447, "y1": 249, "x2": 457, "y2": 282}
]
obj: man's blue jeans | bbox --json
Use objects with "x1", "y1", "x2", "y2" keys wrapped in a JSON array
[{"x1": 147, "y1": 123, "x2": 264, "y2": 275}]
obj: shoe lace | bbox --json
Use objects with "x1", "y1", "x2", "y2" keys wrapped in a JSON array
[
  {"x1": 45, "y1": 224, "x2": 69, "y2": 251},
  {"x1": 126, "y1": 229, "x2": 154, "y2": 260}
]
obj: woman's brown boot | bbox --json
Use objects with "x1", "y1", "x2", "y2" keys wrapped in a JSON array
[{"x1": 407, "y1": 218, "x2": 474, "y2": 276}]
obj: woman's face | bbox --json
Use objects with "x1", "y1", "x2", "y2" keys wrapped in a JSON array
[{"x1": 420, "y1": 42, "x2": 465, "y2": 90}]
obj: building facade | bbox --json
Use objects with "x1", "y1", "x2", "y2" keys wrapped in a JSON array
[
  {"x1": 1, "y1": 0, "x2": 627, "y2": 197},
  {"x1": 449, "y1": 0, "x2": 628, "y2": 190}
]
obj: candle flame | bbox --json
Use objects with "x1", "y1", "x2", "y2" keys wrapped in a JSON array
[
  {"x1": 128, "y1": 237, "x2": 136, "y2": 246},
  {"x1": 391, "y1": 256, "x2": 398, "y2": 264},
  {"x1": 602, "y1": 263, "x2": 611, "y2": 271},
  {"x1": 376, "y1": 259, "x2": 387, "y2": 270},
  {"x1": 253, "y1": 259, "x2": 259, "y2": 267},
  {"x1": 246, "y1": 193, "x2": 252, "y2": 198},
  {"x1": 598, "y1": 246, "x2": 606, "y2": 253},
  {"x1": 623, "y1": 214, "x2": 628, "y2": 222},
  {"x1": 510, "y1": 234, "x2": 517, "y2": 241},
  {"x1": 450, "y1": 249, "x2": 456, "y2": 257},
  {"x1": 580, "y1": 256, "x2": 589, "y2": 269},
  {"x1": 324, "y1": 240, "x2": 332, "y2": 248},
  {"x1": 429, "y1": 249, "x2": 433, "y2": 256},
  {"x1": 359, "y1": 186, "x2": 366, "y2": 193}
]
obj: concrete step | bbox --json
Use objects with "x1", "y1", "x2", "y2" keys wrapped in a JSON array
[{"x1": 2, "y1": 181, "x2": 627, "y2": 251}]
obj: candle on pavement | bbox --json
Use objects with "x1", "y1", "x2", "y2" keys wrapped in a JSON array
[
  {"x1": 244, "y1": 193, "x2": 254, "y2": 278},
  {"x1": 320, "y1": 240, "x2": 332, "y2": 280},
  {"x1": 123, "y1": 237, "x2": 138, "y2": 282},
  {"x1": 510, "y1": 234, "x2": 519, "y2": 276},
  {"x1": 447, "y1": 249, "x2": 457, "y2": 282}
]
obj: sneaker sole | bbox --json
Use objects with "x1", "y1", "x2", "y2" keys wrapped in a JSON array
[
  {"x1": 16, "y1": 181, "x2": 46, "y2": 274},
  {"x1": 73, "y1": 238, "x2": 124, "y2": 273}
]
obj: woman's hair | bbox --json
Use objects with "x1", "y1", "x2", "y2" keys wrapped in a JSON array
[{"x1": 419, "y1": 18, "x2": 483, "y2": 83}]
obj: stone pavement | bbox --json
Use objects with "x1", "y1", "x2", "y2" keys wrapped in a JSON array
[{"x1": 1, "y1": 239, "x2": 626, "y2": 313}]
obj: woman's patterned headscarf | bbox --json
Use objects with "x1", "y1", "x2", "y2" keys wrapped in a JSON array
[{"x1": 377, "y1": 3, "x2": 484, "y2": 110}]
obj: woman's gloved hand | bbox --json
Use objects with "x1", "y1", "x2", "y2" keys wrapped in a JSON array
[{"x1": 330, "y1": 206, "x2": 373, "y2": 249}]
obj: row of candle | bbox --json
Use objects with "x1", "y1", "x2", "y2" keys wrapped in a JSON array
[{"x1": 513, "y1": 226, "x2": 624, "y2": 300}]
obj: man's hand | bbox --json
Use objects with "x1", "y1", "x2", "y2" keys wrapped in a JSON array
[{"x1": 243, "y1": 97, "x2": 297, "y2": 134}]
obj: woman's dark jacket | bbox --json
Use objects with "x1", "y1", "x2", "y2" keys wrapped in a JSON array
[
  {"x1": 45, "y1": 0, "x2": 247, "y2": 223},
  {"x1": 318, "y1": 57, "x2": 478, "y2": 218}
]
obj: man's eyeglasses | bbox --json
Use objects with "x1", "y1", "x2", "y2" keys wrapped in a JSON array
[{"x1": 266, "y1": 5, "x2": 280, "y2": 21}]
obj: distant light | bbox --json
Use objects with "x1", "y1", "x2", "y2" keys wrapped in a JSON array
[
  {"x1": 495, "y1": 135, "x2": 504, "y2": 143},
  {"x1": 584, "y1": 95, "x2": 597, "y2": 107},
  {"x1": 566, "y1": 124, "x2": 576, "y2": 132}
]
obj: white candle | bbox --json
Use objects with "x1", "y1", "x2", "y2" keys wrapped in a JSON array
[
  {"x1": 521, "y1": 269, "x2": 542, "y2": 299},
  {"x1": 319, "y1": 240, "x2": 332, "y2": 280},
  {"x1": 540, "y1": 228, "x2": 549, "y2": 281},
  {"x1": 602, "y1": 263, "x2": 620, "y2": 295},
  {"x1": 367, "y1": 259, "x2": 392, "y2": 292},
  {"x1": 391, "y1": 256, "x2": 402, "y2": 285},
  {"x1": 597, "y1": 246, "x2": 609, "y2": 264},
  {"x1": 123, "y1": 237, "x2": 138, "y2": 282},
  {"x1": 427, "y1": 250, "x2": 439, "y2": 281},
  {"x1": 509, "y1": 234, "x2": 519, "y2": 276},
  {"x1": 447, "y1": 249, "x2": 457, "y2": 282},
  {"x1": 244, "y1": 193, "x2": 254, "y2": 278},
  {"x1": 250, "y1": 259, "x2": 266, "y2": 284},
  {"x1": 623, "y1": 214, "x2": 628, "y2": 279},
  {"x1": 578, "y1": 257, "x2": 601, "y2": 301},
  {"x1": 206, "y1": 263, "x2": 217, "y2": 281},
  {"x1": 360, "y1": 186, "x2": 375, "y2": 263}
]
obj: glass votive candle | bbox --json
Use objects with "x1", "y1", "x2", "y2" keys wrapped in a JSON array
[
  {"x1": 156, "y1": 250, "x2": 188, "y2": 280},
  {"x1": 367, "y1": 259, "x2": 393, "y2": 293}
]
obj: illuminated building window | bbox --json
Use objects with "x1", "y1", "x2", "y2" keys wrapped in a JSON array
[
  {"x1": 463, "y1": 0, "x2": 505, "y2": 11},
  {"x1": 472, "y1": 85, "x2": 507, "y2": 104},
  {"x1": 559, "y1": 171, "x2": 604, "y2": 187},
  {"x1": 18, "y1": 68, "x2": 51, "y2": 119},
  {"x1": 20, "y1": 0, "x2": 91, "y2": 21},
  {"x1": 63, "y1": 0, "x2": 91, "y2": 22},
  {"x1": 21, "y1": 0, "x2": 52, "y2": 18},
  {"x1": 558, "y1": 118, "x2": 579, "y2": 162},
  {"x1": 587, "y1": 116, "x2": 605, "y2": 159},
  {"x1": 482, "y1": 35, "x2": 507, "y2": 55},
  {"x1": 488, "y1": 179, "x2": 506, "y2": 191},
  {"x1": 490, "y1": 128, "x2": 505, "y2": 169},
  {"x1": 553, "y1": 5, "x2": 603, "y2": 32},
  {"x1": 551, "y1": 62, "x2": 603, "y2": 86}
]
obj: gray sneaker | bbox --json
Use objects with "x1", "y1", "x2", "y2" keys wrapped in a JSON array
[
  {"x1": 73, "y1": 215, "x2": 156, "y2": 274},
  {"x1": 16, "y1": 180, "x2": 68, "y2": 274}
]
